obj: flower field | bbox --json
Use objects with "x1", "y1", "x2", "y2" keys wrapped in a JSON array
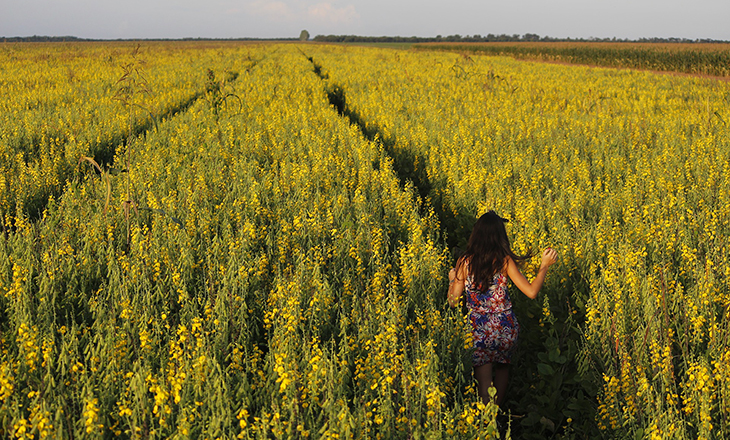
[
  {"x1": 0, "y1": 42, "x2": 255, "y2": 219},
  {"x1": 1, "y1": 42, "x2": 729, "y2": 439}
]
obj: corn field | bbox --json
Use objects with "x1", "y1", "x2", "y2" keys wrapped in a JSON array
[
  {"x1": 416, "y1": 42, "x2": 730, "y2": 78},
  {"x1": 1, "y1": 42, "x2": 729, "y2": 440}
]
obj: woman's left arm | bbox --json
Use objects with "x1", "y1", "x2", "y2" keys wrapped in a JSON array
[{"x1": 506, "y1": 248, "x2": 558, "y2": 299}]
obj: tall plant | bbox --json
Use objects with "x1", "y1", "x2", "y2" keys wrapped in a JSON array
[{"x1": 113, "y1": 45, "x2": 154, "y2": 251}]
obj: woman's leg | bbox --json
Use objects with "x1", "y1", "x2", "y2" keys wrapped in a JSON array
[
  {"x1": 493, "y1": 363, "x2": 509, "y2": 406},
  {"x1": 473, "y1": 363, "x2": 493, "y2": 405}
]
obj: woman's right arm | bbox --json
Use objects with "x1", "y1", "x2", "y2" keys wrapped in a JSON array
[
  {"x1": 506, "y1": 248, "x2": 558, "y2": 299},
  {"x1": 448, "y1": 261, "x2": 466, "y2": 307}
]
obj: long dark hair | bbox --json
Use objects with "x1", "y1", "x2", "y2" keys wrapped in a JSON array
[{"x1": 456, "y1": 210, "x2": 530, "y2": 289}]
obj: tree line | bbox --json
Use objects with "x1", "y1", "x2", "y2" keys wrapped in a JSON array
[
  {"x1": 1, "y1": 36, "x2": 299, "y2": 43},
  {"x1": 312, "y1": 34, "x2": 728, "y2": 44},
  {"x1": 3, "y1": 34, "x2": 726, "y2": 44}
]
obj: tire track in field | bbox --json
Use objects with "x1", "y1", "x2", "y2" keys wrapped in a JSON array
[
  {"x1": 304, "y1": 53, "x2": 475, "y2": 253},
  {"x1": 19, "y1": 57, "x2": 261, "y2": 223},
  {"x1": 90, "y1": 61, "x2": 255, "y2": 175},
  {"x1": 303, "y1": 53, "x2": 597, "y2": 438}
]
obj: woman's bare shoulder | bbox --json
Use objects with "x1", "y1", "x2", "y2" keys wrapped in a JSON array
[
  {"x1": 455, "y1": 255, "x2": 470, "y2": 278},
  {"x1": 502, "y1": 256, "x2": 513, "y2": 272}
]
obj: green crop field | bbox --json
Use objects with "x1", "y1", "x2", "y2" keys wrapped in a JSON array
[{"x1": 415, "y1": 41, "x2": 730, "y2": 78}]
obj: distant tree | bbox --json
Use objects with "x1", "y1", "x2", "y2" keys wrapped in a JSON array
[{"x1": 299, "y1": 30, "x2": 310, "y2": 41}]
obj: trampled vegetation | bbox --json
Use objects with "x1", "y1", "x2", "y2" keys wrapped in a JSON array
[{"x1": 1, "y1": 42, "x2": 729, "y2": 440}]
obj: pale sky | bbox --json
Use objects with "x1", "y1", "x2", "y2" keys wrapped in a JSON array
[{"x1": 2, "y1": 0, "x2": 729, "y2": 41}]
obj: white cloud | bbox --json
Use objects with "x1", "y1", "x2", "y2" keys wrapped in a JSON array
[
  {"x1": 307, "y1": 2, "x2": 358, "y2": 23},
  {"x1": 246, "y1": 0, "x2": 295, "y2": 20},
  {"x1": 243, "y1": 0, "x2": 358, "y2": 24}
]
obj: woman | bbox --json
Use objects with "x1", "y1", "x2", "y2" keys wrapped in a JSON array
[{"x1": 448, "y1": 211, "x2": 558, "y2": 406}]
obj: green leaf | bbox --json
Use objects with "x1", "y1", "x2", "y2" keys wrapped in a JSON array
[
  {"x1": 567, "y1": 401, "x2": 583, "y2": 410},
  {"x1": 537, "y1": 363, "x2": 554, "y2": 376},
  {"x1": 521, "y1": 411, "x2": 541, "y2": 427}
]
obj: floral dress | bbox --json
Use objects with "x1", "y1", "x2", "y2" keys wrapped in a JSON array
[{"x1": 465, "y1": 271, "x2": 519, "y2": 366}]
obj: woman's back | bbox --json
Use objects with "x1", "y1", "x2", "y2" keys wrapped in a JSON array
[{"x1": 465, "y1": 270, "x2": 513, "y2": 315}]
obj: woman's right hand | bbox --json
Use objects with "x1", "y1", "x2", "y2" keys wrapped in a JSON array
[{"x1": 541, "y1": 247, "x2": 558, "y2": 269}]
